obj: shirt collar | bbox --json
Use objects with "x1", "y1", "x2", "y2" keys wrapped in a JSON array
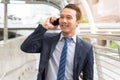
[{"x1": 59, "y1": 33, "x2": 76, "y2": 43}]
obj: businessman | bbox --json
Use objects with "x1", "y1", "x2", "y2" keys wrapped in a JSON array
[{"x1": 21, "y1": 4, "x2": 94, "y2": 80}]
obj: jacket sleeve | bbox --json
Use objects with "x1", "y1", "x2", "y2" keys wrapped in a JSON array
[
  {"x1": 82, "y1": 45, "x2": 94, "y2": 80},
  {"x1": 20, "y1": 24, "x2": 47, "y2": 53}
]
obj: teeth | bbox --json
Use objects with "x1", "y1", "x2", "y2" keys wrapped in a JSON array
[{"x1": 62, "y1": 24, "x2": 67, "y2": 26}]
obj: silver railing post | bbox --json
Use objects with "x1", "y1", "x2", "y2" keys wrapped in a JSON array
[
  {"x1": 94, "y1": 45, "x2": 104, "y2": 80},
  {"x1": 3, "y1": 0, "x2": 9, "y2": 42},
  {"x1": 118, "y1": 46, "x2": 120, "y2": 61}
]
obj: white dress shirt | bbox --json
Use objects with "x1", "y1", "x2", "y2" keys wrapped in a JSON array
[{"x1": 45, "y1": 33, "x2": 76, "y2": 80}]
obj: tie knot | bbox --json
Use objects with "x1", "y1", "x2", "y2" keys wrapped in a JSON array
[{"x1": 63, "y1": 37, "x2": 71, "y2": 43}]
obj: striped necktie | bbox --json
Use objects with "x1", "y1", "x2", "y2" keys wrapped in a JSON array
[{"x1": 57, "y1": 37, "x2": 71, "y2": 80}]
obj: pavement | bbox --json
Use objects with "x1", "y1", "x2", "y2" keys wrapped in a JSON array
[
  {"x1": 2, "y1": 69, "x2": 38, "y2": 80},
  {"x1": 20, "y1": 69, "x2": 37, "y2": 80}
]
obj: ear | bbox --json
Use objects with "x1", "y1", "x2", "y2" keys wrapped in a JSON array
[
  {"x1": 76, "y1": 20, "x2": 80, "y2": 27},
  {"x1": 77, "y1": 20, "x2": 81, "y2": 24}
]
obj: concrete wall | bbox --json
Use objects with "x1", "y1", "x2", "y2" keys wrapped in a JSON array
[{"x1": 0, "y1": 36, "x2": 37, "y2": 80}]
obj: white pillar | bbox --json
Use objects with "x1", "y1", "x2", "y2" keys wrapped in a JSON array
[
  {"x1": 81, "y1": 0, "x2": 97, "y2": 34},
  {"x1": 3, "y1": 0, "x2": 8, "y2": 41}
]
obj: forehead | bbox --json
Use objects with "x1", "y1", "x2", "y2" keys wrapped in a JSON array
[{"x1": 60, "y1": 8, "x2": 76, "y2": 17}]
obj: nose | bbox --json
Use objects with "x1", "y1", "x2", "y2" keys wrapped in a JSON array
[{"x1": 61, "y1": 18, "x2": 67, "y2": 23}]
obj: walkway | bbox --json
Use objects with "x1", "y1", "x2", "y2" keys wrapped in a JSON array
[
  {"x1": 19, "y1": 69, "x2": 37, "y2": 80},
  {"x1": 2, "y1": 69, "x2": 37, "y2": 80}
]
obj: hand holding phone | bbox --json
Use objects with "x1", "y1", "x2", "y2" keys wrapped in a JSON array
[
  {"x1": 43, "y1": 17, "x2": 59, "y2": 30},
  {"x1": 51, "y1": 18, "x2": 59, "y2": 26}
]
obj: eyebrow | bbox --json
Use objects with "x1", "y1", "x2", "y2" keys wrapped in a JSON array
[{"x1": 60, "y1": 14, "x2": 73, "y2": 17}]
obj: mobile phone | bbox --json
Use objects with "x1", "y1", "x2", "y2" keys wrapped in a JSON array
[{"x1": 51, "y1": 18, "x2": 59, "y2": 26}]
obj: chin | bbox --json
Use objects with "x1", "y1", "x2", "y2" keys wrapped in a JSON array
[{"x1": 61, "y1": 28, "x2": 70, "y2": 33}]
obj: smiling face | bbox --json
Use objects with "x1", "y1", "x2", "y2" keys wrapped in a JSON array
[{"x1": 59, "y1": 8, "x2": 80, "y2": 37}]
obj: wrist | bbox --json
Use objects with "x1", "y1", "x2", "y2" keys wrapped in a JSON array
[{"x1": 42, "y1": 23, "x2": 49, "y2": 30}]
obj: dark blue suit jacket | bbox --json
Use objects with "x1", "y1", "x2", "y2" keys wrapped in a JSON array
[{"x1": 21, "y1": 24, "x2": 94, "y2": 80}]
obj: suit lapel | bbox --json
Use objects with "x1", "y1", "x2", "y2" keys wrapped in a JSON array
[
  {"x1": 49, "y1": 33, "x2": 60, "y2": 57},
  {"x1": 73, "y1": 36, "x2": 83, "y2": 79}
]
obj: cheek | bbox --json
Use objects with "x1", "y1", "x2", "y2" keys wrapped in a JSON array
[
  {"x1": 70, "y1": 21, "x2": 77, "y2": 26},
  {"x1": 71, "y1": 22, "x2": 77, "y2": 29}
]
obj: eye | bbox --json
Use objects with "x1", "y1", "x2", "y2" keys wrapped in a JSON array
[
  {"x1": 60, "y1": 16, "x2": 64, "y2": 19},
  {"x1": 67, "y1": 16, "x2": 72, "y2": 20}
]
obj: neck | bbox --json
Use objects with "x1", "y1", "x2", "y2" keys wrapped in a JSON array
[{"x1": 62, "y1": 32, "x2": 76, "y2": 38}]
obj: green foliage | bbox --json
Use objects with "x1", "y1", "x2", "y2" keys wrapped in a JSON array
[
  {"x1": 108, "y1": 41, "x2": 119, "y2": 49},
  {"x1": 80, "y1": 17, "x2": 89, "y2": 23},
  {"x1": 36, "y1": 20, "x2": 44, "y2": 24}
]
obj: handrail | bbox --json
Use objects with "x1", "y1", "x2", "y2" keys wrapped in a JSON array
[
  {"x1": 0, "y1": 73, "x2": 6, "y2": 80},
  {"x1": 79, "y1": 34, "x2": 120, "y2": 41},
  {"x1": 0, "y1": 23, "x2": 120, "y2": 29},
  {"x1": 94, "y1": 45, "x2": 120, "y2": 61},
  {"x1": 78, "y1": 33, "x2": 120, "y2": 80}
]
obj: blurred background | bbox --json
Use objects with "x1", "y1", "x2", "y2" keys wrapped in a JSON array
[{"x1": 0, "y1": 0, "x2": 120, "y2": 80}]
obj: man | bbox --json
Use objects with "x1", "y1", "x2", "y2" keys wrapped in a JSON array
[{"x1": 21, "y1": 4, "x2": 94, "y2": 80}]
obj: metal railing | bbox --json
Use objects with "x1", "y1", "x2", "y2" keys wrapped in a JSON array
[{"x1": 79, "y1": 33, "x2": 120, "y2": 80}]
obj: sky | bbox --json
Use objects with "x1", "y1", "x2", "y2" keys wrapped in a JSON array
[{"x1": 0, "y1": 4, "x2": 60, "y2": 24}]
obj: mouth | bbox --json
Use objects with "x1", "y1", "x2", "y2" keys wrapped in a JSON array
[{"x1": 61, "y1": 24, "x2": 68, "y2": 28}]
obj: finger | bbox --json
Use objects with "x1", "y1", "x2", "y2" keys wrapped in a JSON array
[{"x1": 50, "y1": 17, "x2": 57, "y2": 22}]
